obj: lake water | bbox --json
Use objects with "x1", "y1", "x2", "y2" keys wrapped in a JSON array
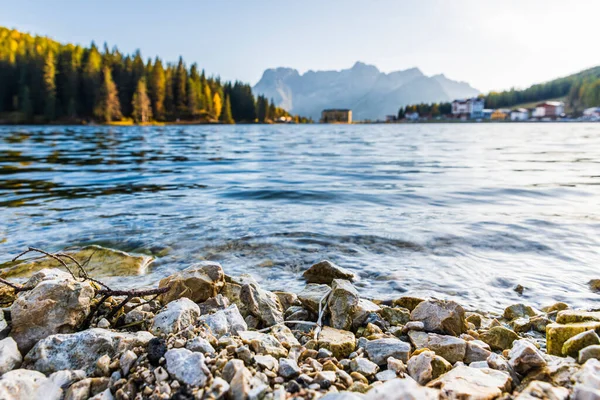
[{"x1": 1, "y1": 123, "x2": 599, "y2": 312}]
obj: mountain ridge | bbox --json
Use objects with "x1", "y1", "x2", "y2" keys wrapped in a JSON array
[{"x1": 253, "y1": 62, "x2": 480, "y2": 120}]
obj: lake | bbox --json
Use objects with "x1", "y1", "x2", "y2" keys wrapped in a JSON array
[{"x1": 1, "y1": 123, "x2": 599, "y2": 312}]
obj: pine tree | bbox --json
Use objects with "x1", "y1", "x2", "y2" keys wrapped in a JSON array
[
  {"x1": 213, "y1": 92, "x2": 222, "y2": 119},
  {"x1": 42, "y1": 51, "x2": 56, "y2": 120},
  {"x1": 220, "y1": 94, "x2": 234, "y2": 124},
  {"x1": 19, "y1": 85, "x2": 33, "y2": 122},
  {"x1": 174, "y1": 57, "x2": 187, "y2": 116},
  {"x1": 132, "y1": 78, "x2": 152, "y2": 123},
  {"x1": 148, "y1": 58, "x2": 166, "y2": 120},
  {"x1": 81, "y1": 44, "x2": 102, "y2": 116},
  {"x1": 94, "y1": 67, "x2": 122, "y2": 122}
]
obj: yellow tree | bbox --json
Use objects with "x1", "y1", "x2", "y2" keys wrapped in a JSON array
[{"x1": 213, "y1": 92, "x2": 222, "y2": 119}]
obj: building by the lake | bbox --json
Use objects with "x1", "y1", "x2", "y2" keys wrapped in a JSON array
[
  {"x1": 451, "y1": 98, "x2": 485, "y2": 120},
  {"x1": 532, "y1": 101, "x2": 565, "y2": 119},
  {"x1": 321, "y1": 109, "x2": 352, "y2": 123}
]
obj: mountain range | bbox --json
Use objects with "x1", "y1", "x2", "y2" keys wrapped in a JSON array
[{"x1": 253, "y1": 62, "x2": 480, "y2": 121}]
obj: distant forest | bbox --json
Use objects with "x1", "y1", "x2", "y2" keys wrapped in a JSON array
[
  {"x1": 399, "y1": 66, "x2": 600, "y2": 118},
  {"x1": 0, "y1": 27, "x2": 310, "y2": 124}
]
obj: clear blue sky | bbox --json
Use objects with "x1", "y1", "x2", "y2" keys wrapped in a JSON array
[{"x1": 1, "y1": 0, "x2": 598, "y2": 93}]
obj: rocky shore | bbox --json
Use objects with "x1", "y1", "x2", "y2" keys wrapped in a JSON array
[{"x1": 0, "y1": 257, "x2": 599, "y2": 399}]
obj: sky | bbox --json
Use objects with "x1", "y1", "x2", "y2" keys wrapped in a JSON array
[{"x1": 1, "y1": 0, "x2": 598, "y2": 93}]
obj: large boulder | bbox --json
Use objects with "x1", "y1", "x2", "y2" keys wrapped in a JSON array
[
  {"x1": 199, "y1": 305, "x2": 247, "y2": 337},
  {"x1": 240, "y1": 283, "x2": 284, "y2": 327},
  {"x1": 0, "y1": 337, "x2": 22, "y2": 375},
  {"x1": 428, "y1": 365, "x2": 512, "y2": 399},
  {"x1": 158, "y1": 262, "x2": 225, "y2": 304},
  {"x1": 328, "y1": 279, "x2": 359, "y2": 331},
  {"x1": 561, "y1": 329, "x2": 600, "y2": 358},
  {"x1": 150, "y1": 297, "x2": 200, "y2": 336},
  {"x1": 365, "y1": 338, "x2": 411, "y2": 365},
  {"x1": 546, "y1": 321, "x2": 600, "y2": 356},
  {"x1": 10, "y1": 275, "x2": 95, "y2": 353},
  {"x1": 0, "y1": 369, "x2": 61, "y2": 400},
  {"x1": 24, "y1": 328, "x2": 153, "y2": 375},
  {"x1": 572, "y1": 359, "x2": 600, "y2": 399},
  {"x1": 165, "y1": 348, "x2": 210, "y2": 387},
  {"x1": 409, "y1": 300, "x2": 466, "y2": 336},
  {"x1": 303, "y1": 260, "x2": 355, "y2": 284}
]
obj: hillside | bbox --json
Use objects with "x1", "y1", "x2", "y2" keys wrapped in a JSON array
[{"x1": 253, "y1": 62, "x2": 480, "y2": 121}]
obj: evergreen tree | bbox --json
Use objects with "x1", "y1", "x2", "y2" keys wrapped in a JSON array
[
  {"x1": 132, "y1": 78, "x2": 152, "y2": 123},
  {"x1": 42, "y1": 51, "x2": 56, "y2": 120},
  {"x1": 174, "y1": 57, "x2": 187, "y2": 116},
  {"x1": 19, "y1": 85, "x2": 33, "y2": 122},
  {"x1": 148, "y1": 58, "x2": 166, "y2": 120},
  {"x1": 81, "y1": 43, "x2": 102, "y2": 116},
  {"x1": 213, "y1": 92, "x2": 222, "y2": 119},
  {"x1": 94, "y1": 67, "x2": 122, "y2": 122},
  {"x1": 220, "y1": 94, "x2": 234, "y2": 124}
]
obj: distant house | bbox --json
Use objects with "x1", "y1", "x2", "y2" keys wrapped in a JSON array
[
  {"x1": 491, "y1": 109, "x2": 510, "y2": 120},
  {"x1": 532, "y1": 101, "x2": 565, "y2": 119},
  {"x1": 321, "y1": 109, "x2": 352, "y2": 123},
  {"x1": 386, "y1": 115, "x2": 397, "y2": 123},
  {"x1": 452, "y1": 98, "x2": 484, "y2": 119},
  {"x1": 510, "y1": 108, "x2": 529, "y2": 121},
  {"x1": 482, "y1": 109, "x2": 493, "y2": 120},
  {"x1": 583, "y1": 107, "x2": 600, "y2": 119},
  {"x1": 405, "y1": 112, "x2": 419, "y2": 121}
]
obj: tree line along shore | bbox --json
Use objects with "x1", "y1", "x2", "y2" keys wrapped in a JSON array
[{"x1": 0, "y1": 27, "x2": 312, "y2": 125}]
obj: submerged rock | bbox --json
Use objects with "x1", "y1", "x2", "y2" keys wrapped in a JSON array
[
  {"x1": 10, "y1": 274, "x2": 95, "y2": 353},
  {"x1": 1, "y1": 246, "x2": 153, "y2": 279},
  {"x1": 158, "y1": 261, "x2": 225, "y2": 304},
  {"x1": 503, "y1": 303, "x2": 536, "y2": 321},
  {"x1": 410, "y1": 299, "x2": 467, "y2": 336},
  {"x1": 24, "y1": 328, "x2": 153, "y2": 375},
  {"x1": 150, "y1": 297, "x2": 200, "y2": 336},
  {"x1": 303, "y1": 260, "x2": 355, "y2": 284}
]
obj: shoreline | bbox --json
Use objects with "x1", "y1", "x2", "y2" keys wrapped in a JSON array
[{"x1": 0, "y1": 254, "x2": 598, "y2": 399}]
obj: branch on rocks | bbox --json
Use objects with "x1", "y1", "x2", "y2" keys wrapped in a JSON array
[{"x1": 4, "y1": 246, "x2": 171, "y2": 330}]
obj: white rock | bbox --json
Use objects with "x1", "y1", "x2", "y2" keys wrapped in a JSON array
[
  {"x1": 165, "y1": 348, "x2": 210, "y2": 387},
  {"x1": 199, "y1": 305, "x2": 247, "y2": 337},
  {"x1": 428, "y1": 365, "x2": 512, "y2": 399},
  {"x1": 0, "y1": 337, "x2": 22, "y2": 374},
  {"x1": 351, "y1": 357, "x2": 379, "y2": 377},
  {"x1": 364, "y1": 377, "x2": 440, "y2": 399},
  {"x1": 47, "y1": 369, "x2": 86, "y2": 390},
  {"x1": 119, "y1": 350, "x2": 137, "y2": 376},
  {"x1": 150, "y1": 297, "x2": 200, "y2": 336},
  {"x1": 0, "y1": 369, "x2": 61, "y2": 400},
  {"x1": 24, "y1": 328, "x2": 153, "y2": 375}
]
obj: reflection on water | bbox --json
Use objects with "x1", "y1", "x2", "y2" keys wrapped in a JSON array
[{"x1": 0, "y1": 123, "x2": 599, "y2": 311}]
